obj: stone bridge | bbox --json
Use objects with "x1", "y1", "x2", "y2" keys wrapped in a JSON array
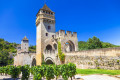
[{"x1": 43, "y1": 50, "x2": 58, "y2": 64}]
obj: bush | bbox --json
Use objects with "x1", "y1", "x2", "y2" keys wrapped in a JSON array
[
  {"x1": 31, "y1": 65, "x2": 46, "y2": 80},
  {"x1": 9, "y1": 65, "x2": 21, "y2": 79},
  {"x1": 0, "y1": 67, "x2": 4, "y2": 75},
  {"x1": 68, "y1": 63, "x2": 76, "y2": 80},
  {"x1": 45, "y1": 65, "x2": 55, "y2": 80},
  {"x1": 61, "y1": 64, "x2": 69, "y2": 80},
  {"x1": 21, "y1": 65, "x2": 30, "y2": 80},
  {"x1": 0, "y1": 63, "x2": 76, "y2": 80},
  {"x1": 54, "y1": 65, "x2": 61, "y2": 80}
]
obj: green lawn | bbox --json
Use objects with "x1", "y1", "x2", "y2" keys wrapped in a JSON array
[{"x1": 76, "y1": 69, "x2": 120, "y2": 75}]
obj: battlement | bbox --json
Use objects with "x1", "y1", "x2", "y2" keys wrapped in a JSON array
[{"x1": 55, "y1": 30, "x2": 77, "y2": 38}]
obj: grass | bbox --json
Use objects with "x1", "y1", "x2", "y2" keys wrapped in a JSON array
[{"x1": 76, "y1": 69, "x2": 120, "y2": 75}]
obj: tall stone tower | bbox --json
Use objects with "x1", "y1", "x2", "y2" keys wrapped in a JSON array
[
  {"x1": 36, "y1": 4, "x2": 55, "y2": 65},
  {"x1": 21, "y1": 36, "x2": 29, "y2": 52}
]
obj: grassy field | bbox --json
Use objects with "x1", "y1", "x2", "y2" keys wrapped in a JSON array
[{"x1": 76, "y1": 69, "x2": 120, "y2": 75}]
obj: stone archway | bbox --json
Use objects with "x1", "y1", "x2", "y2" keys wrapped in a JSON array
[
  {"x1": 32, "y1": 58, "x2": 36, "y2": 66},
  {"x1": 46, "y1": 44, "x2": 52, "y2": 51},
  {"x1": 64, "y1": 40, "x2": 75, "y2": 52},
  {"x1": 45, "y1": 57, "x2": 54, "y2": 64}
]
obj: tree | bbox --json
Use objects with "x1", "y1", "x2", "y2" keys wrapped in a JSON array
[
  {"x1": 78, "y1": 41, "x2": 88, "y2": 50},
  {"x1": 0, "y1": 50, "x2": 13, "y2": 66},
  {"x1": 87, "y1": 36, "x2": 102, "y2": 49}
]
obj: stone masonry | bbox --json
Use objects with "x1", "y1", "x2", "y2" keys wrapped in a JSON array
[{"x1": 14, "y1": 4, "x2": 120, "y2": 70}]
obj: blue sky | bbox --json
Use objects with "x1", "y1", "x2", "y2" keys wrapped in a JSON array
[{"x1": 0, "y1": 0, "x2": 120, "y2": 45}]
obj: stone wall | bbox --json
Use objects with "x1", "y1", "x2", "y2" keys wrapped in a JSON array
[
  {"x1": 14, "y1": 52, "x2": 36, "y2": 66},
  {"x1": 65, "y1": 47, "x2": 120, "y2": 70}
]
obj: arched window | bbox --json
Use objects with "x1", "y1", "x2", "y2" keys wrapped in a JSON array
[
  {"x1": 46, "y1": 45, "x2": 52, "y2": 51},
  {"x1": 64, "y1": 40, "x2": 75, "y2": 52},
  {"x1": 32, "y1": 58, "x2": 36, "y2": 66}
]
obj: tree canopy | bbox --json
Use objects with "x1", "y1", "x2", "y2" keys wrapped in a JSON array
[
  {"x1": 78, "y1": 36, "x2": 120, "y2": 50},
  {"x1": 0, "y1": 50, "x2": 13, "y2": 66}
]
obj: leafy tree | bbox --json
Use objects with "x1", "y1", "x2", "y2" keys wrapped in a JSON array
[
  {"x1": 78, "y1": 41, "x2": 88, "y2": 50},
  {"x1": 0, "y1": 50, "x2": 13, "y2": 66},
  {"x1": 87, "y1": 36, "x2": 102, "y2": 49},
  {"x1": 0, "y1": 38, "x2": 17, "y2": 53},
  {"x1": 29, "y1": 45, "x2": 36, "y2": 52},
  {"x1": 78, "y1": 36, "x2": 120, "y2": 50}
]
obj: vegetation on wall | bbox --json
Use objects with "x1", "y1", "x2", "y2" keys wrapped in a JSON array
[
  {"x1": 57, "y1": 41, "x2": 65, "y2": 64},
  {"x1": 78, "y1": 36, "x2": 120, "y2": 51}
]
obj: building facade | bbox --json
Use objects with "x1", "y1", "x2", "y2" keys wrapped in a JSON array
[{"x1": 14, "y1": 4, "x2": 78, "y2": 66}]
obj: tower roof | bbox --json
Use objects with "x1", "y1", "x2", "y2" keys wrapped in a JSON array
[
  {"x1": 40, "y1": 4, "x2": 53, "y2": 12},
  {"x1": 22, "y1": 36, "x2": 28, "y2": 41}
]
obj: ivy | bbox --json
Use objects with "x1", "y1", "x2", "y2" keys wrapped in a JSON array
[{"x1": 58, "y1": 41, "x2": 65, "y2": 64}]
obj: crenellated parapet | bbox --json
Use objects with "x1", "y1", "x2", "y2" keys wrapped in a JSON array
[{"x1": 55, "y1": 30, "x2": 77, "y2": 38}]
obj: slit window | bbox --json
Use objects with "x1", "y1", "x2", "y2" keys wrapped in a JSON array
[
  {"x1": 48, "y1": 26, "x2": 51, "y2": 30},
  {"x1": 46, "y1": 33, "x2": 48, "y2": 36}
]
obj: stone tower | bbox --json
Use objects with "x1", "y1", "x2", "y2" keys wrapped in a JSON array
[
  {"x1": 21, "y1": 36, "x2": 29, "y2": 52},
  {"x1": 36, "y1": 4, "x2": 55, "y2": 65}
]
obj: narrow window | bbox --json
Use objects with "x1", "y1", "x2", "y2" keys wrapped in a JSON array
[
  {"x1": 48, "y1": 26, "x2": 51, "y2": 30},
  {"x1": 46, "y1": 33, "x2": 48, "y2": 36}
]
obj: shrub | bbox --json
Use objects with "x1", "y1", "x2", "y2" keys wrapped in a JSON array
[
  {"x1": 0, "y1": 67, "x2": 4, "y2": 75},
  {"x1": 32, "y1": 66, "x2": 46, "y2": 80},
  {"x1": 54, "y1": 65, "x2": 61, "y2": 80},
  {"x1": 9, "y1": 65, "x2": 21, "y2": 79},
  {"x1": 61, "y1": 64, "x2": 69, "y2": 80},
  {"x1": 45, "y1": 65, "x2": 55, "y2": 80},
  {"x1": 21, "y1": 65, "x2": 30, "y2": 80},
  {"x1": 67, "y1": 63, "x2": 76, "y2": 80}
]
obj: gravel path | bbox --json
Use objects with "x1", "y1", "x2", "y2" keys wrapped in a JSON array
[
  {"x1": 0, "y1": 75, "x2": 120, "y2": 80},
  {"x1": 75, "y1": 75, "x2": 120, "y2": 80}
]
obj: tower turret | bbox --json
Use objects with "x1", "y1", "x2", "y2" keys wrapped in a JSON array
[
  {"x1": 36, "y1": 4, "x2": 55, "y2": 65},
  {"x1": 21, "y1": 36, "x2": 29, "y2": 52}
]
